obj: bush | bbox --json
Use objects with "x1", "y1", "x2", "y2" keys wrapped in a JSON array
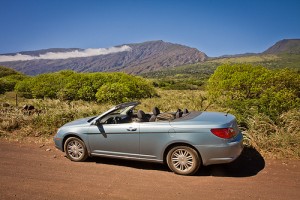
[
  {"x1": 96, "y1": 77, "x2": 156, "y2": 103},
  {"x1": 0, "y1": 66, "x2": 26, "y2": 94},
  {"x1": 15, "y1": 70, "x2": 157, "y2": 103},
  {"x1": 0, "y1": 66, "x2": 20, "y2": 78},
  {"x1": 207, "y1": 64, "x2": 300, "y2": 120},
  {"x1": 14, "y1": 77, "x2": 34, "y2": 98}
]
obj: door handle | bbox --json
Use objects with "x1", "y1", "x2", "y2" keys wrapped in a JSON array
[{"x1": 127, "y1": 127, "x2": 137, "y2": 131}]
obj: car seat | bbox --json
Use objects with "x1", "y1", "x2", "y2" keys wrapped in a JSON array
[
  {"x1": 137, "y1": 110, "x2": 147, "y2": 122},
  {"x1": 175, "y1": 109, "x2": 183, "y2": 118},
  {"x1": 182, "y1": 108, "x2": 189, "y2": 117},
  {"x1": 149, "y1": 107, "x2": 160, "y2": 122}
]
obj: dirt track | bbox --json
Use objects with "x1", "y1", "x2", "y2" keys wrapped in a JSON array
[{"x1": 0, "y1": 140, "x2": 299, "y2": 200}]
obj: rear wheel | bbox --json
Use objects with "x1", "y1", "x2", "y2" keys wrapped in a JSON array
[
  {"x1": 64, "y1": 137, "x2": 88, "y2": 162},
  {"x1": 166, "y1": 146, "x2": 201, "y2": 175}
]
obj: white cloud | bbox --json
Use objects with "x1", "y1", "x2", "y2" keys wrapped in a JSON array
[{"x1": 0, "y1": 45, "x2": 132, "y2": 62}]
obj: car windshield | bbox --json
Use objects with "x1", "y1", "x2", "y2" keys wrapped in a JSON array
[{"x1": 110, "y1": 107, "x2": 129, "y2": 115}]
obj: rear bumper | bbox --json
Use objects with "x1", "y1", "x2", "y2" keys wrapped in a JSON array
[{"x1": 195, "y1": 132, "x2": 243, "y2": 166}]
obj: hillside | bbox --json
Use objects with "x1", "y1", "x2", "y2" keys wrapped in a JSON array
[
  {"x1": 1, "y1": 39, "x2": 299, "y2": 77},
  {"x1": 263, "y1": 39, "x2": 300, "y2": 54},
  {"x1": 0, "y1": 41, "x2": 207, "y2": 75},
  {"x1": 142, "y1": 39, "x2": 300, "y2": 89}
]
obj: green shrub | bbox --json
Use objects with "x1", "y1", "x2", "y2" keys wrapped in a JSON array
[
  {"x1": 14, "y1": 77, "x2": 34, "y2": 98},
  {"x1": 0, "y1": 66, "x2": 20, "y2": 78},
  {"x1": 0, "y1": 67, "x2": 26, "y2": 94},
  {"x1": 0, "y1": 79, "x2": 6, "y2": 94},
  {"x1": 15, "y1": 70, "x2": 157, "y2": 103},
  {"x1": 207, "y1": 64, "x2": 300, "y2": 120},
  {"x1": 96, "y1": 77, "x2": 156, "y2": 103}
]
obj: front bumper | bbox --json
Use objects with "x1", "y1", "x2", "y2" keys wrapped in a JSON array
[{"x1": 53, "y1": 135, "x2": 64, "y2": 151}]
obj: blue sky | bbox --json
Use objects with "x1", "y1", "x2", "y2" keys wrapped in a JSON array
[{"x1": 1, "y1": 0, "x2": 300, "y2": 57}]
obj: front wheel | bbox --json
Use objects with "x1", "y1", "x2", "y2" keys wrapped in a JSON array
[
  {"x1": 64, "y1": 137, "x2": 88, "y2": 162},
  {"x1": 166, "y1": 146, "x2": 201, "y2": 175}
]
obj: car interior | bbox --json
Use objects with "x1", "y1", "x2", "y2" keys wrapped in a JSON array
[{"x1": 100, "y1": 107, "x2": 190, "y2": 124}]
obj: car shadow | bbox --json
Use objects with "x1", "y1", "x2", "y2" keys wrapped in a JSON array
[
  {"x1": 86, "y1": 146, "x2": 265, "y2": 177},
  {"x1": 87, "y1": 156, "x2": 169, "y2": 172},
  {"x1": 196, "y1": 146, "x2": 265, "y2": 177}
]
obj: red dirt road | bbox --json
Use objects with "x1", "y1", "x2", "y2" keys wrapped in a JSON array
[{"x1": 0, "y1": 140, "x2": 299, "y2": 200}]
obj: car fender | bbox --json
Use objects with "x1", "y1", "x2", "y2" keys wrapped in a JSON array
[{"x1": 161, "y1": 139, "x2": 198, "y2": 161}]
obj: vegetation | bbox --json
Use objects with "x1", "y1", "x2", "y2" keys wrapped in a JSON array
[
  {"x1": 0, "y1": 93, "x2": 109, "y2": 142},
  {"x1": 142, "y1": 54, "x2": 300, "y2": 90},
  {"x1": 14, "y1": 70, "x2": 157, "y2": 103},
  {"x1": 143, "y1": 62, "x2": 218, "y2": 90},
  {"x1": 207, "y1": 64, "x2": 300, "y2": 121},
  {"x1": 0, "y1": 67, "x2": 156, "y2": 103},
  {"x1": 243, "y1": 109, "x2": 300, "y2": 158},
  {"x1": 209, "y1": 54, "x2": 300, "y2": 70},
  {"x1": 0, "y1": 66, "x2": 20, "y2": 78},
  {"x1": 0, "y1": 66, "x2": 26, "y2": 94}
]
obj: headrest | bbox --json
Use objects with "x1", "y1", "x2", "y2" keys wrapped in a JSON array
[
  {"x1": 176, "y1": 111, "x2": 183, "y2": 118},
  {"x1": 152, "y1": 107, "x2": 160, "y2": 116},
  {"x1": 183, "y1": 108, "x2": 189, "y2": 114},
  {"x1": 137, "y1": 110, "x2": 146, "y2": 119}
]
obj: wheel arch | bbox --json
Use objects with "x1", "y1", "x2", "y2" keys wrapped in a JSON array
[{"x1": 163, "y1": 142, "x2": 203, "y2": 164}]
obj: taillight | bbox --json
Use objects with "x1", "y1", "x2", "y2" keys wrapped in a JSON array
[{"x1": 211, "y1": 128, "x2": 236, "y2": 139}]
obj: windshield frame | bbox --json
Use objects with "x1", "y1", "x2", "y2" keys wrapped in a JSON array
[{"x1": 89, "y1": 102, "x2": 140, "y2": 125}]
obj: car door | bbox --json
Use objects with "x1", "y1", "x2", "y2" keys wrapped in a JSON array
[
  {"x1": 88, "y1": 122, "x2": 140, "y2": 158},
  {"x1": 139, "y1": 121, "x2": 173, "y2": 161}
]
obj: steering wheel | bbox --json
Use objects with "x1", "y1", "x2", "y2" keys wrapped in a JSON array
[
  {"x1": 127, "y1": 109, "x2": 133, "y2": 116},
  {"x1": 112, "y1": 116, "x2": 121, "y2": 124}
]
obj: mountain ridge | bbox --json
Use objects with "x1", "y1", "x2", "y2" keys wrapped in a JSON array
[
  {"x1": 1, "y1": 39, "x2": 299, "y2": 75},
  {"x1": 0, "y1": 40, "x2": 207, "y2": 75},
  {"x1": 263, "y1": 39, "x2": 300, "y2": 54}
]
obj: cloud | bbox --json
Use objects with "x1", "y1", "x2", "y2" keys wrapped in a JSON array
[{"x1": 0, "y1": 45, "x2": 132, "y2": 62}]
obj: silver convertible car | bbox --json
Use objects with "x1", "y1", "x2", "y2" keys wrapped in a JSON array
[{"x1": 54, "y1": 102, "x2": 243, "y2": 175}]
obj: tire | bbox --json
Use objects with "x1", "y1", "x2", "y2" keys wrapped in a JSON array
[
  {"x1": 166, "y1": 146, "x2": 201, "y2": 175},
  {"x1": 64, "y1": 137, "x2": 88, "y2": 162}
]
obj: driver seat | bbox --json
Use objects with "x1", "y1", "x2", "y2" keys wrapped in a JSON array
[{"x1": 136, "y1": 110, "x2": 147, "y2": 122}]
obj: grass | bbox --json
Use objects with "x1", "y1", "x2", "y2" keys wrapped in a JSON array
[
  {"x1": 208, "y1": 54, "x2": 280, "y2": 63},
  {"x1": 0, "y1": 92, "x2": 111, "y2": 143},
  {"x1": 1, "y1": 91, "x2": 299, "y2": 159},
  {"x1": 243, "y1": 109, "x2": 300, "y2": 159},
  {"x1": 209, "y1": 54, "x2": 300, "y2": 70}
]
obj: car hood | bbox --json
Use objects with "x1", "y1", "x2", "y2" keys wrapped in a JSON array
[{"x1": 62, "y1": 116, "x2": 95, "y2": 127}]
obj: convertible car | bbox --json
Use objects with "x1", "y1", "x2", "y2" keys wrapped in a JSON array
[{"x1": 54, "y1": 102, "x2": 243, "y2": 175}]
